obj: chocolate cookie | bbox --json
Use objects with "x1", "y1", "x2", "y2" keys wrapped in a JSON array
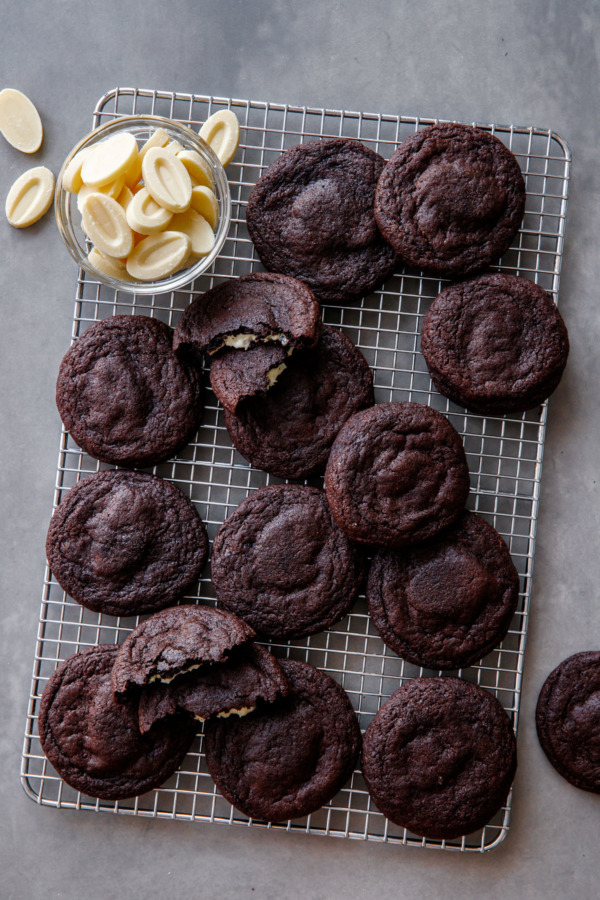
[
  {"x1": 366, "y1": 511, "x2": 520, "y2": 669},
  {"x1": 362, "y1": 676, "x2": 517, "y2": 839},
  {"x1": 324, "y1": 402, "x2": 470, "y2": 548},
  {"x1": 45, "y1": 470, "x2": 208, "y2": 618},
  {"x1": 421, "y1": 273, "x2": 569, "y2": 415},
  {"x1": 535, "y1": 651, "x2": 600, "y2": 793},
  {"x1": 246, "y1": 137, "x2": 397, "y2": 302},
  {"x1": 204, "y1": 659, "x2": 361, "y2": 821},
  {"x1": 56, "y1": 315, "x2": 201, "y2": 467},
  {"x1": 224, "y1": 325, "x2": 374, "y2": 479},
  {"x1": 38, "y1": 645, "x2": 196, "y2": 800},
  {"x1": 374, "y1": 123, "x2": 526, "y2": 277},
  {"x1": 138, "y1": 643, "x2": 289, "y2": 733},
  {"x1": 173, "y1": 272, "x2": 321, "y2": 360},
  {"x1": 111, "y1": 605, "x2": 255, "y2": 698},
  {"x1": 211, "y1": 484, "x2": 364, "y2": 639},
  {"x1": 209, "y1": 343, "x2": 292, "y2": 414}
]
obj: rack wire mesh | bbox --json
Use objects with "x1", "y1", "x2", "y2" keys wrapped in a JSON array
[{"x1": 21, "y1": 87, "x2": 571, "y2": 852}]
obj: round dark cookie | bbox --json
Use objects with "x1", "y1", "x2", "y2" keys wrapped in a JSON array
[
  {"x1": 421, "y1": 273, "x2": 569, "y2": 415},
  {"x1": 374, "y1": 122, "x2": 526, "y2": 277},
  {"x1": 324, "y1": 401, "x2": 470, "y2": 548},
  {"x1": 224, "y1": 325, "x2": 374, "y2": 480},
  {"x1": 211, "y1": 484, "x2": 364, "y2": 639},
  {"x1": 138, "y1": 643, "x2": 289, "y2": 733},
  {"x1": 56, "y1": 315, "x2": 201, "y2": 467},
  {"x1": 111, "y1": 605, "x2": 255, "y2": 698},
  {"x1": 246, "y1": 137, "x2": 397, "y2": 302},
  {"x1": 204, "y1": 659, "x2": 361, "y2": 821},
  {"x1": 366, "y1": 510, "x2": 520, "y2": 669},
  {"x1": 535, "y1": 651, "x2": 600, "y2": 793},
  {"x1": 362, "y1": 676, "x2": 517, "y2": 839},
  {"x1": 45, "y1": 470, "x2": 208, "y2": 618},
  {"x1": 173, "y1": 272, "x2": 321, "y2": 359},
  {"x1": 38, "y1": 645, "x2": 196, "y2": 800},
  {"x1": 209, "y1": 342, "x2": 291, "y2": 414}
]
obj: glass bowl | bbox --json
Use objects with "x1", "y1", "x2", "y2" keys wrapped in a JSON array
[{"x1": 54, "y1": 115, "x2": 231, "y2": 294}]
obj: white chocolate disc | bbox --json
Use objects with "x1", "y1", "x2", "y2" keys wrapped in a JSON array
[
  {"x1": 177, "y1": 149, "x2": 215, "y2": 189},
  {"x1": 142, "y1": 147, "x2": 192, "y2": 213},
  {"x1": 81, "y1": 132, "x2": 139, "y2": 188},
  {"x1": 0, "y1": 88, "x2": 43, "y2": 153},
  {"x1": 198, "y1": 109, "x2": 240, "y2": 168},
  {"x1": 81, "y1": 192, "x2": 134, "y2": 258},
  {"x1": 62, "y1": 145, "x2": 96, "y2": 193},
  {"x1": 126, "y1": 230, "x2": 191, "y2": 280},
  {"x1": 189, "y1": 185, "x2": 219, "y2": 229},
  {"x1": 170, "y1": 208, "x2": 215, "y2": 257},
  {"x1": 5, "y1": 166, "x2": 54, "y2": 227},
  {"x1": 126, "y1": 186, "x2": 173, "y2": 235},
  {"x1": 87, "y1": 247, "x2": 134, "y2": 281}
]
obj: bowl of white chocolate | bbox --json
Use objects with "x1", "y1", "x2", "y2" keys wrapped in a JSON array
[{"x1": 55, "y1": 114, "x2": 234, "y2": 293}]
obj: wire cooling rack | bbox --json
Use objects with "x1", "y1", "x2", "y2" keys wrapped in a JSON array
[{"x1": 21, "y1": 87, "x2": 571, "y2": 853}]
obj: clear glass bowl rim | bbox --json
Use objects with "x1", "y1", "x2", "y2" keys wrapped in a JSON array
[{"x1": 54, "y1": 114, "x2": 232, "y2": 295}]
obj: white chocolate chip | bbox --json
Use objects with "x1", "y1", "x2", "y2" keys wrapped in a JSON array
[
  {"x1": 198, "y1": 109, "x2": 240, "y2": 168},
  {"x1": 126, "y1": 230, "x2": 191, "y2": 281},
  {"x1": 80, "y1": 192, "x2": 134, "y2": 258},
  {"x1": 87, "y1": 247, "x2": 134, "y2": 281},
  {"x1": 0, "y1": 88, "x2": 43, "y2": 153},
  {"x1": 170, "y1": 207, "x2": 215, "y2": 257},
  {"x1": 142, "y1": 146, "x2": 192, "y2": 213},
  {"x1": 126, "y1": 185, "x2": 173, "y2": 235},
  {"x1": 62, "y1": 145, "x2": 97, "y2": 193},
  {"x1": 81, "y1": 131, "x2": 139, "y2": 188},
  {"x1": 177, "y1": 149, "x2": 215, "y2": 189},
  {"x1": 189, "y1": 184, "x2": 219, "y2": 228},
  {"x1": 5, "y1": 166, "x2": 54, "y2": 228}
]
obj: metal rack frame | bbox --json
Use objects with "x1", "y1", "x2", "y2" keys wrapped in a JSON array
[{"x1": 21, "y1": 87, "x2": 571, "y2": 852}]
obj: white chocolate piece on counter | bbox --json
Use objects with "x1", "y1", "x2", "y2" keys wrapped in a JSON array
[
  {"x1": 5, "y1": 166, "x2": 54, "y2": 228},
  {"x1": 142, "y1": 147, "x2": 192, "y2": 213},
  {"x1": 177, "y1": 149, "x2": 215, "y2": 190},
  {"x1": 170, "y1": 208, "x2": 215, "y2": 257},
  {"x1": 126, "y1": 230, "x2": 191, "y2": 281},
  {"x1": 62, "y1": 145, "x2": 96, "y2": 193},
  {"x1": 126, "y1": 186, "x2": 173, "y2": 235},
  {"x1": 0, "y1": 88, "x2": 43, "y2": 153},
  {"x1": 198, "y1": 109, "x2": 240, "y2": 168},
  {"x1": 81, "y1": 132, "x2": 139, "y2": 188},
  {"x1": 87, "y1": 247, "x2": 134, "y2": 282},
  {"x1": 189, "y1": 184, "x2": 219, "y2": 229},
  {"x1": 81, "y1": 192, "x2": 134, "y2": 259}
]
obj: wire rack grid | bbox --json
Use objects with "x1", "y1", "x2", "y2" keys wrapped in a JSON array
[{"x1": 21, "y1": 87, "x2": 571, "y2": 853}]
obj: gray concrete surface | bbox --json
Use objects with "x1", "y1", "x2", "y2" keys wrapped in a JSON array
[{"x1": 1, "y1": 1, "x2": 599, "y2": 897}]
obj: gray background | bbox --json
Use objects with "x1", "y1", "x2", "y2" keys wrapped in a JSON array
[{"x1": 1, "y1": 1, "x2": 599, "y2": 897}]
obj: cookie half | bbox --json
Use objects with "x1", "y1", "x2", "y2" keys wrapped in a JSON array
[
  {"x1": 209, "y1": 343, "x2": 292, "y2": 414},
  {"x1": 246, "y1": 137, "x2": 396, "y2": 302},
  {"x1": 138, "y1": 643, "x2": 289, "y2": 733},
  {"x1": 56, "y1": 315, "x2": 201, "y2": 467},
  {"x1": 366, "y1": 510, "x2": 519, "y2": 669},
  {"x1": 421, "y1": 273, "x2": 569, "y2": 415},
  {"x1": 211, "y1": 484, "x2": 364, "y2": 639},
  {"x1": 46, "y1": 470, "x2": 208, "y2": 618},
  {"x1": 204, "y1": 659, "x2": 361, "y2": 821},
  {"x1": 362, "y1": 676, "x2": 517, "y2": 839},
  {"x1": 38, "y1": 645, "x2": 196, "y2": 800},
  {"x1": 173, "y1": 272, "x2": 321, "y2": 359},
  {"x1": 375, "y1": 123, "x2": 526, "y2": 277},
  {"x1": 111, "y1": 605, "x2": 255, "y2": 698},
  {"x1": 535, "y1": 651, "x2": 600, "y2": 793},
  {"x1": 224, "y1": 325, "x2": 374, "y2": 479},
  {"x1": 324, "y1": 402, "x2": 470, "y2": 548}
]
